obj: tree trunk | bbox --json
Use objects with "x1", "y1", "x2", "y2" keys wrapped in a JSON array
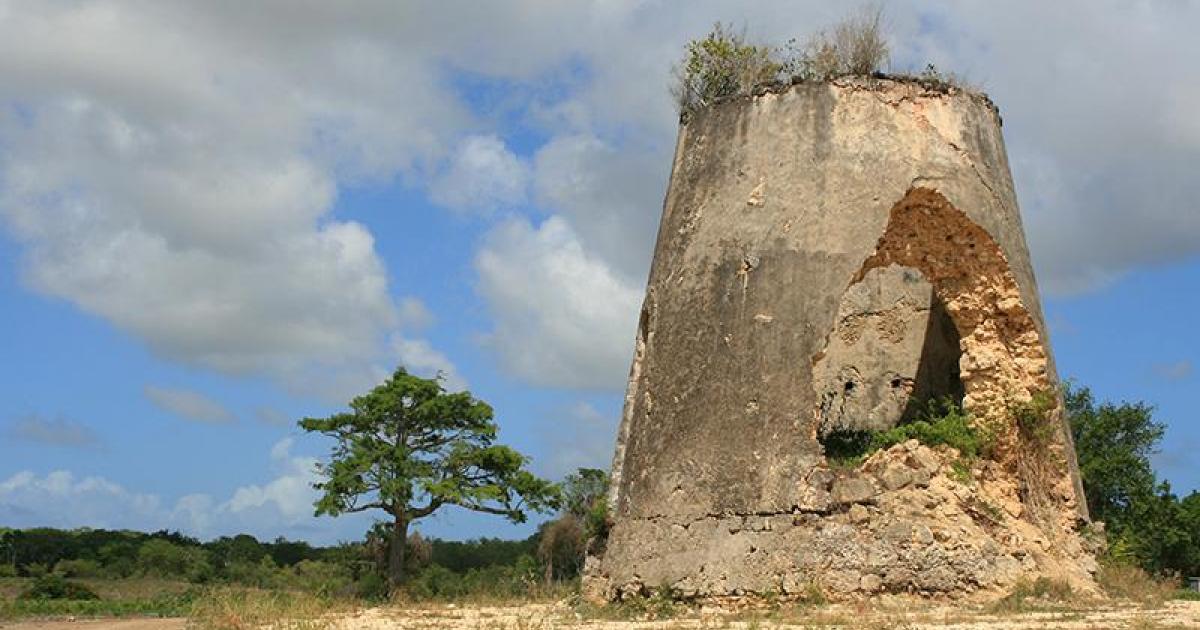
[{"x1": 388, "y1": 515, "x2": 408, "y2": 589}]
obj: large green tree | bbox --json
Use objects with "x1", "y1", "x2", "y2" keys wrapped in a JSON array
[
  {"x1": 300, "y1": 367, "x2": 558, "y2": 587},
  {"x1": 1067, "y1": 383, "x2": 1200, "y2": 575}
]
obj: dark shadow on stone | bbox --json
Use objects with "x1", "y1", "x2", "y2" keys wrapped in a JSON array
[{"x1": 902, "y1": 294, "x2": 964, "y2": 422}]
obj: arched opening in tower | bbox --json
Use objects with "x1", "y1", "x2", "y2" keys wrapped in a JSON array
[
  {"x1": 813, "y1": 264, "x2": 965, "y2": 455},
  {"x1": 813, "y1": 187, "x2": 1057, "y2": 469}
]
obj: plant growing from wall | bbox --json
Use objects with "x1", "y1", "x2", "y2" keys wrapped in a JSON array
[{"x1": 671, "y1": 23, "x2": 781, "y2": 117}]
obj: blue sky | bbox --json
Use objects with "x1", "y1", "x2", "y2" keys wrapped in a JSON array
[{"x1": 1, "y1": 1, "x2": 1197, "y2": 545}]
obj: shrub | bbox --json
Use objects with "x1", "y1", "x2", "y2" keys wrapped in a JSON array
[
  {"x1": 55, "y1": 558, "x2": 103, "y2": 578},
  {"x1": 537, "y1": 515, "x2": 586, "y2": 581},
  {"x1": 819, "y1": 398, "x2": 992, "y2": 467},
  {"x1": 23, "y1": 562, "x2": 50, "y2": 578},
  {"x1": 671, "y1": 23, "x2": 782, "y2": 116},
  {"x1": 354, "y1": 571, "x2": 389, "y2": 601},
  {"x1": 991, "y1": 576, "x2": 1074, "y2": 613},
  {"x1": 138, "y1": 539, "x2": 212, "y2": 582},
  {"x1": 869, "y1": 398, "x2": 991, "y2": 459},
  {"x1": 1012, "y1": 389, "x2": 1059, "y2": 450},
  {"x1": 224, "y1": 556, "x2": 279, "y2": 589},
  {"x1": 19, "y1": 574, "x2": 100, "y2": 601},
  {"x1": 277, "y1": 560, "x2": 353, "y2": 597},
  {"x1": 402, "y1": 555, "x2": 542, "y2": 602},
  {"x1": 0, "y1": 564, "x2": 16, "y2": 578},
  {"x1": 787, "y1": 4, "x2": 889, "y2": 80},
  {"x1": 404, "y1": 564, "x2": 465, "y2": 600},
  {"x1": 1097, "y1": 561, "x2": 1176, "y2": 606}
]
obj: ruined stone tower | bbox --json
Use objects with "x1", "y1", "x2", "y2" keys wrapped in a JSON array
[{"x1": 585, "y1": 78, "x2": 1098, "y2": 601}]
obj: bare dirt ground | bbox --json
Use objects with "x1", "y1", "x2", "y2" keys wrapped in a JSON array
[
  {"x1": 2, "y1": 600, "x2": 1198, "y2": 630},
  {"x1": 326, "y1": 600, "x2": 1198, "y2": 629}
]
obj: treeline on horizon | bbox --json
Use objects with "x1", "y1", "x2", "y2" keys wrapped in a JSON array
[{"x1": 0, "y1": 526, "x2": 544, "y2": 599}]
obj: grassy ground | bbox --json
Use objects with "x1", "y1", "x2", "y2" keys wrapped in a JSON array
[
  {"x1": 0, "y1": 577, "x2": 196, "y2": 621},
  {"x1": 3, "y1": 574, "x2": 1199, "y2": 629}
]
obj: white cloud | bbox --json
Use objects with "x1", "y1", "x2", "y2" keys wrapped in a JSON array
[
  {"x1": 0, "y1": 437, "x2": 358, "y2": 543},
  {"x1": 397, "y1": 297, "x2": 435, "y2": 332},
  {"x1": 1152, "y1": 360, "x2": 1193, "y2": 382},
  {"x1": 144, "y1": 385, "x2": 235, "y2": 425},
  {"x1": 535, "y1": 401, "x2": 618, "y2": 480},
  {"x1": 0, "y1": 469, "x2": 165, "y2": 533},
  {"x1": 0, "y1": 1, "x2": 465, "y2": 389},
  {"x1": 429, "y1": 135, "x2": 529, "y2": 214},
  {"x1": 6, "y1": 414, "x2": 100, "y2": 447},
  {"x1": 255, "y1": 407, "x2": 291, "y2": 428},
  {"x1": 2, "y1": 0, "x2": 1199, "y2": 392},
  {"x1": 475, "y1": 216, "x2": 641, "y2": 389},
  {"x1": 221, "y1": 437, "x2": 320, "y2": 525},
  {"x1": 532, "y1": 134, "x2": 666, "y2": 282},
  {"x1": 392, "y1": 336, "x2": 468, "y2": 393}
]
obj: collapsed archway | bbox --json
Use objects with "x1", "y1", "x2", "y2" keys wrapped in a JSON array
[{"x1": 812, "y1": 188, "x2": 1072, "y2": 504}]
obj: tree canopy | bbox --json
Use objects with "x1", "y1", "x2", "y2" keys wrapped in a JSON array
[
  {"x1": 1067, "y1": 383, "x2": 1200, "y2": 575},
  {"x1": 300, "y1": 367, "x2": 558, "y2": 586}
]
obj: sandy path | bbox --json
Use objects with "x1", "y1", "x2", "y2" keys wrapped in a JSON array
[
  {"x1": 1, "y1": 600, "x2": 1197, "y2": 629},
  {"x1": 330, "y1": 600, "x2": 1200, "y2": 629}
]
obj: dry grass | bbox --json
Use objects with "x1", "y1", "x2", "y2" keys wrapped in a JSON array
[
  {"x1": 1096, "y1": 563, "x2": 1178, "y2": 607},
  {"x1": 988, "y1": 577, "x2": 1079, "y2": 614},
  {"x1": 187, "y1": 587, "x2": 357, "y2": 630}
]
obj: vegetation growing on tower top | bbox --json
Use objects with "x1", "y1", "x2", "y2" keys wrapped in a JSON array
[{"x1": 671, "y1": 6, "x2": 967, "y2": 118}]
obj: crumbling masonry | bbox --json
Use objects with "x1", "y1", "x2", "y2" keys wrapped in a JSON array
[{"x1": 584, "y1": 78, "x2": 1098, "y2": 601}]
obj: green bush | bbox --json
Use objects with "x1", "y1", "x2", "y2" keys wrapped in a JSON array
[
  {"x1": 23, "y1": 562, "x2": 50, "y2": 578},
  {"x1": 55, "y1": 558, "x2": 103, "y2": 578},
  {"x1": 223, "y1": 556, "x2": 279, "y2": 588},
  {"x1": 405, "y1": 564, "x2": 465, "y2": 599},
  {"x1": 19, "y1": 574, "x2": 100, "y2": 601},
  {"x1": 277, "y1": 559, "x2": 353, "y2": 596},
  {"x1": 819, "y1": 398, "x2": 990, "y2": 466},
  {"x1": 672, "y1": 9, "x2": 896, "y2": 117},
  {"x1": 137, "y1": 539, "x2": 212, "y2": 582},
  {"x1": 404, "y1": 555, "x2": 541, "y2": 601},
  {"x1": 1012, "y1": 389, "x2": 1059, "y2": 450},
  {"x1": 355, "y1": 571, "x2": 389, "y2": 601},
  {"x1": 671, "y1": 22, "x2": 781, "y2": 116},
  {"x1": 0, "y1": 564, "x2": 16, "y2": 578},
  {"x1": 868, "y1": 398, "x2": 991, "y2": 459}
]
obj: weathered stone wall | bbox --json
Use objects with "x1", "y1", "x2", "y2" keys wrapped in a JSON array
[{"x1": 586, "y1": 78, "x2": 1094, "y2": 602}]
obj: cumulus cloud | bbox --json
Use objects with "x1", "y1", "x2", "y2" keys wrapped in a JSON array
[
  {"x1": 475, "y1": 217, "x2": 641, "y2": 389},
  {"x1": 429, "y1": 135, "x2": 529, "y2": 214},
  {"x1": 531, "y1": 134, "x2": 666, "y2": 282},
  {"x1": 255, "y1": 407, "x2": 291, "y2": 427},
  {"x1": 220, "y1": 437, "x2": 321, "y2": 526},
  {"x1": 0, "y1": 437, "x2": 357, "y2": 543},
  {"x1": 397, "y1": 297, "x2": 435, "y2": 332},
  {"x1": 6, "y1": 414, "x2": 100, "y2": 448},
  {"x1": 535, "y1": 402, "x2": 618, "y2": 479},
  {"x1": 888, "y1": 1, "x2": 1200, "y2": 294},
  {"x1": 1152, "y1": 360, "x2": 1193, "y2": 382},
  {"x1": 3, "y1": 0, "x2": 1198, "y2": 391},
  {"x1": 0, "y1": 1, "x2": 464, "y2": 390},
  {"x1": 391, "y1": 336, "x2": 469, "y2": 393},
  {"x1": 144, "y1": 385, "x2": 235, "y2": 425}
]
